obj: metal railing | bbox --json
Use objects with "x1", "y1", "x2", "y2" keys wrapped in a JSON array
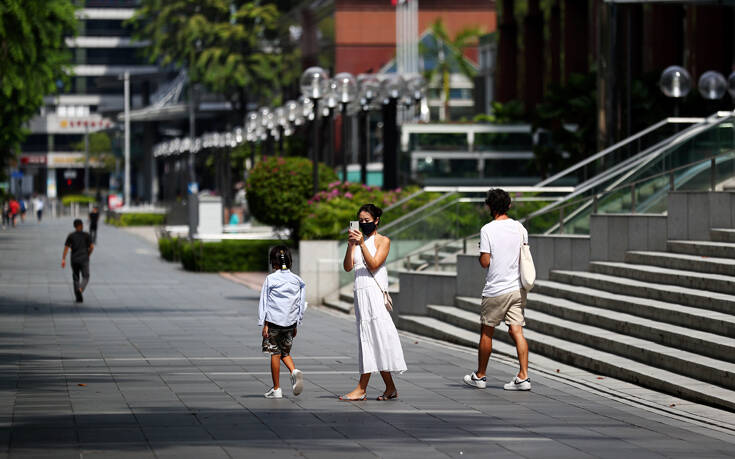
[{"x1": 523, "y1": 152, "x2": 735, "y2": 234}]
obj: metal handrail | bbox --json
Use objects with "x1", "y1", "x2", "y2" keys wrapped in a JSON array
[
  {"x1": 522, "y1": 152, "x2": 734, "y2": 232},
  {"x1": 534, "y1": 117, "x2": 704, "y2": 188},
  {"x1": 524, "y1": 112, "x2": 732, "y2": 226},
  {"x1": 378, "y1": 191, "x2": 458, "y2": 234},
  {"x1": 337, "y1": 188, "x2": 429, "y2": 236}
]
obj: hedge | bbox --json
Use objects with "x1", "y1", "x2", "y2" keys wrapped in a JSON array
[
  {"x1": 158, "y1": 236, "x2": 183, "y2": 261},
  {"x1": 62, "y1": 194, "x2": 96, "y2": 206},
  {"x1": 158, "y1": 236, "x2": 290, "y2": 272},
  {"x1": 107, "y1": 212, "x2": 166, "y2": 227}
]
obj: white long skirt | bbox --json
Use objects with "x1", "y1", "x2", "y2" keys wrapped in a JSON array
[{"x1": 353, "y1": 285, "x2": 407, "y2": 374}]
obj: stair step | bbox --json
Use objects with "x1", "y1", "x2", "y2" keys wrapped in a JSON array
[
  {"x1": 712, "y1": 228, "x2": 735, "y2": 243},
  {"x1": 533, "y1": 280, "x2": 735, "y2": 338},
  {"x1": 428, "y1": 302, "x2": 735, "y2": 390},
  {"x1": 590, "y1": 261, "x2": 735, "y2": 295},
  {"x1": 668, "y1": 240, "x2": 735, "y2": 259},
  {"x1": 550, "y1": 270, "x2": 735, "y2": 315},
  {"x1": 625, "y1": 250, "x2": 735, "y2": 276},
  {"x1": 525, "y1": 292, "x2": 735, "y2": 362},
  {"x1": 323, "y1": 296, "x2": 353, "y2": 314},
  {"x1": 397, "y1": 313, "x2": 735, "y2": 411}
]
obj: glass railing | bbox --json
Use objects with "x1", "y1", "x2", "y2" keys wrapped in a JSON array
[
  {"x1": 535, "y1": 117, "x2": 704, "y2": 188},
  {"x1": 524, "y1": 113, "x2": 735, "y2": 234}
]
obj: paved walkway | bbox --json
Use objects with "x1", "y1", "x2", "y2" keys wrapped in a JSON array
[{"x1": 1, "y1": 218, "x2": 734, "y2": 458}]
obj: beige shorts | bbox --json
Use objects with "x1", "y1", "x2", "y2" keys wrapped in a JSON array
[{"x1": 481, "y1": 289, "x2": 527, "y2": 327}]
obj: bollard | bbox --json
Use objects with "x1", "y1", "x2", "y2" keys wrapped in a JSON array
[{"x1": 558, "y1": 206, "x2": 565, "y2": 234}]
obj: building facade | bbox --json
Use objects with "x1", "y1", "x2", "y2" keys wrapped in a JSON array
[{"x1": 18, "y1": 0, "x2": 158, "y2": 200}]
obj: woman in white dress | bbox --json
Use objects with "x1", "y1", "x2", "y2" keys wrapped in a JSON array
[{"x1": 340, "y1": 204, "x2": 407, "y2": 401}]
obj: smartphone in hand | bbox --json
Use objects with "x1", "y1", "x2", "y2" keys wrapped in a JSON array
[{"x1": 349, "y1": 221, "x2": 359, "y2": 232}]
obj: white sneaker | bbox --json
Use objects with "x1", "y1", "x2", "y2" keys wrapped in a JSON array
[
  {"x1": 463, "y1": 372, "x2": 487, "y2": 389},
  {"x1": 291, "y1": 369, "x2": 303, "y2": 396},
  {"x1": 503, "y1": 376, "x2": 531, "y2": 391},
  {"x1": 264, "y1": 387, "x2": 283, "y2": 399}
]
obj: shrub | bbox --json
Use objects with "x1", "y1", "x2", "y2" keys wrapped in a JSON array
[
  {"x1": 107, "y1": 212, "x2": 166, "y2": 226},
  {"x1": 178, "y1": 239, "x2": 291, "y2": 272},
  {"x1": 300, "y1": 183, "x2": 439, "y2": 240},
  {"x1": 246, "y1": 156, "x2": 338, "y2": 239},
  {"x1": 158, "y1": 236, "x2": 183, "y2": 261},
  {"x1": 61, "y1": 194, "x2": 95, "y2": 206}
]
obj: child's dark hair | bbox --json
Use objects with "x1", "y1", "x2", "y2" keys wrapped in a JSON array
[
  {"x1": 73, "y1": 219, "x2": 83, "y2": 228},
  {"x1": 485, "y1": 188, "x2": 511, "y2": 217},
  {"x1": 357, "y1": 203, "x2": 383, "y2": 220},
  {"x1": 269, "y1": 245, "x2": 292, "y2": 270}
]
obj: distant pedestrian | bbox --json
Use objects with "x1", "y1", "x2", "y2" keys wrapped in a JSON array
[
  {"x1": 258, "y1": 245, "x2": 307, "y2": 399},
  {"x1": 62, "y1": 219, "x2": 94, "y2": 303},
  {"x1": 1, "y1": 201, "x2": 9, "y2": 230},
  {"x1": 464, "y1": 189, "x2": 531, "y2": 391},
  {"x1": 33, "y1": 196, "x2": 44, "y2": 222},
  {"x1": 88, "y1": 206, "x2": 100, "y2": 243},
  {"x1": 8, "y1": 197, "x2": 19, "y2": 227},
  {"x1": 19, "y1": 197, "x2": 27, "y2": 222},
  {"x1": 341, "y1": 203, "x2": 406, "y2": 401}
]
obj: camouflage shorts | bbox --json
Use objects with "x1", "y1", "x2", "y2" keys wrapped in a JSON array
[{"x1": 262, "y1": 323, "x2": 296, "y2": 356}]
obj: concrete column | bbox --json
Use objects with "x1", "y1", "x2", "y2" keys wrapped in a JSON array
[
  {"x1": 563, "y1": 0, "x2": 589, "y2": 81},
  {"x1": 524, "y1": 0, "x2": 544, "y2": 112},
  {"x1": 496, "y1": 0, "x2": 518, "y2": 102}
]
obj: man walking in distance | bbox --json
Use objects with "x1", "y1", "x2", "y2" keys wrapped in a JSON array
[
  {"x1": 62, "y1": 219, "x2": 94, "y2": 303},
  {"x1": 88, "y1": 206, "x2": 100, "y2": 243},
  {"x1": 464, "y1": 188, "x2": 531, "y2": 391}
]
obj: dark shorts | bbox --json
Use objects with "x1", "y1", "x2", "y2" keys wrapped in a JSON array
[{"x1": 262, "y1": 322, "x2": 296, "y2": 356}]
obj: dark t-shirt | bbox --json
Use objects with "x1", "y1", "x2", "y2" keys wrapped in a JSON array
[
  {"x1": 65, "y1": 231, "x2": 92, "y2": 263},
  {"x1": 89, "y1": 211, "x2": 100, "y2": 229}
]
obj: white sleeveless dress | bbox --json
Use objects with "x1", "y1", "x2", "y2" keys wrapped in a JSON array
[{"x1": 352, "y1": 235, "x2": 407, "y2": 374}]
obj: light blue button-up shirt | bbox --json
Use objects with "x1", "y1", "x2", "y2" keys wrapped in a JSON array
[{"x1": 257, "y1": 269, "x2": 307, "y2": 327}]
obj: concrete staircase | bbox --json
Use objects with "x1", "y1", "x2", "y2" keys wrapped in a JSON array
[{"x1": 396, "y1": 224, "x2": 735, "y2": 411}]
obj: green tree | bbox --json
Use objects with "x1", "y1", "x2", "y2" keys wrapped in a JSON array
[
  {"x1": 0, "y1": 0, "x2": 77, "y2": 173},
  {"x1": 128, "y1": 0, "x2": 290, "y2": 123},
  {"x1": 421, "y1": 18, "x2": 482, "y2": 121}
]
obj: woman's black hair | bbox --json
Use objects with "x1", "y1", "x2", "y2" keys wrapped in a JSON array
[
  {"x1": 357, "y1": 203, "x2": 383, "y2": 221},
  {"x1": 485, "y1": 188, "x2": 511, "y2": 217},
  {"x1": 269, "y1": 245, "x2": 292, "y2": 270}
]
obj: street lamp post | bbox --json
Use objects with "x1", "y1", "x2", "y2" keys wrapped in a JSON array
[
  {"x1": 380, "y1": 74, "x2": 406, "y2": 190},
  {"x1": 123, "y1": 71, "x2": 131, "y2": 207},
  {"x1": 358, "y1": 76, "x2": 380, "y2": 184},
  {"x1": 324, "y1": 82, "x2": 339, "y2": 168},
  {"x1": 300, "y1": 66, "x2": 329, "y2": 195},
  {"x1": 334, "y1": 72, "x2": 357, "y2": 183}
]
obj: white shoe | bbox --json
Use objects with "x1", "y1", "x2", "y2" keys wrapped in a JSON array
[
  {"x1": 291, "y1": 369, "x2": 303, "y2": 396},
  {"x1": 463, "y1": 372, "x2": 487, "y2": 389},
  {"x1": 503, "y1": 376, "x2": 531, "y2": 391},
  {"x1": 264, "y1": 387, "x2": 283, "y2": 399}
]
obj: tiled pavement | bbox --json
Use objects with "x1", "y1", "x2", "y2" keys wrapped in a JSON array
[{"x1": 0, "y1": 218, "x2": 734, "y2": 458}]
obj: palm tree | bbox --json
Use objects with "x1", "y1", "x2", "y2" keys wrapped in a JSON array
[{"x1": 421, "y1": 19, "x2": 482, "y2": 121}]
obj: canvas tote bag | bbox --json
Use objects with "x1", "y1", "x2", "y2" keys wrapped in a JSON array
[{"x1": 516, "y1": 221, "x2": 536, "y2": 291}]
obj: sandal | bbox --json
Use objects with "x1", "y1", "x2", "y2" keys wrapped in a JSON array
[
  {"x1": 338, "y1": 393, "x2": 367, "y2": 401},
  {"x1": 376, "y1": 392, "x2": 398, "y2": 401}
]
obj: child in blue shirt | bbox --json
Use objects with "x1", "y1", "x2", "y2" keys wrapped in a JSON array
[{"x1": 258, "y1": 245, "x2": 307, "y2": 399}]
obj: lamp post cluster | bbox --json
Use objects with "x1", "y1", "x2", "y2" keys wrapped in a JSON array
[
  {"x1": 153, "y1": 67, "x2": 427, "y2": 196},
  {"x1": 659, "y1": 66, "x2": 735, "y2": 108}
]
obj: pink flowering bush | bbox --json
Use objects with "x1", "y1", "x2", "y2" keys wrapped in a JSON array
[{"x1": 300, "y1": 182, "x2": 435, "y2": 240}]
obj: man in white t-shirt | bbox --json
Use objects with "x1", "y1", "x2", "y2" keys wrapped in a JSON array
[{"x1": 464, "y1": 188, "x2": 531, "y2": 391}]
